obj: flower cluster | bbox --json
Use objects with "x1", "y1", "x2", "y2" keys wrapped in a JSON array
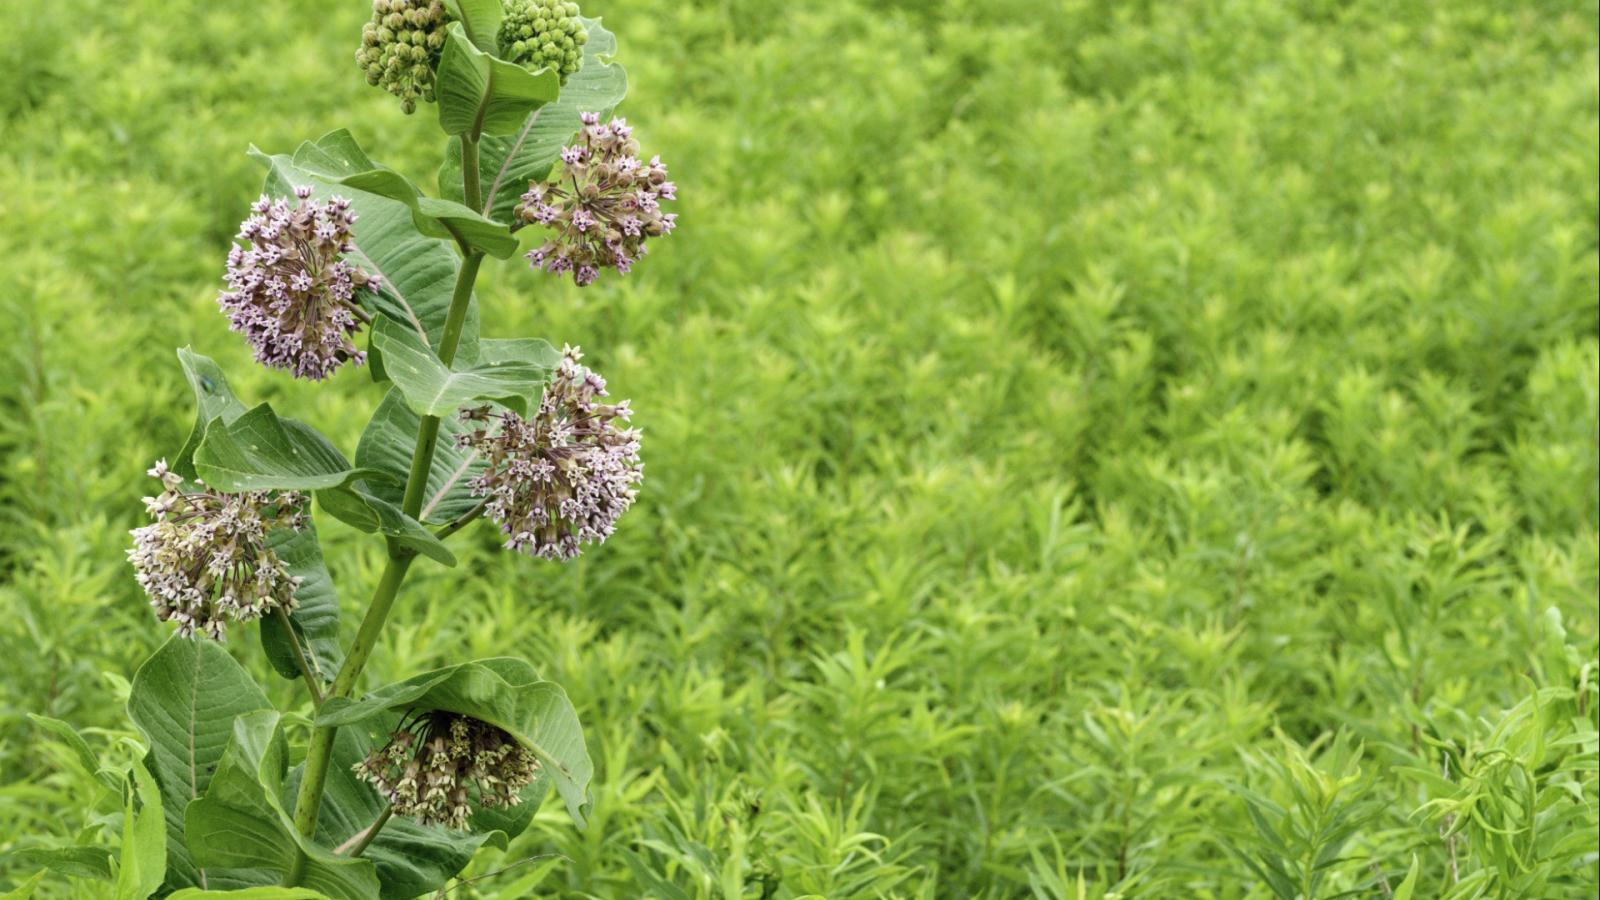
[
  {"x1": 457, "y1": 346, "x2": 642, "y2": 560},
  {"x1": 498, "y1": 0, "x2": 587, "y2": 83},
  {"x1": 357, "y1": 0, "x2": 450, "y2": 114},
  {"x1": 220, "y1": 187, "x2": 380, "y2": 381},
  {"x1": 515, "y1": 113, "x2": 677, "y2": 286},
  {"x1": 127, "y1": 461, "x2": 307, "y2": 641},
  {"x1": 354, "y1": 711, "x2": 540, "y2": 829}
]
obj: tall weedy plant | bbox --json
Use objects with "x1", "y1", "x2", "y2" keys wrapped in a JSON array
[{"x1": 88, "y1": 0, "x2": 668, "y2": 894}]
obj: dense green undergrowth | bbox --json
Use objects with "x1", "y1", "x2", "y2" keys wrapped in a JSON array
[{"x1": 2, "y1": 0, "x2": 1597, "y2": 896}]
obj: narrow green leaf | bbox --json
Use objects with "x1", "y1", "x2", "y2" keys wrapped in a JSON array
[
  {"x1": 258, "y1": 524, "x2": 343, "y2": 683},
  {"x1": 4, "y1": 847, "x2": 112, "y2": 881},
  {"x1": 185, "y1": 712, "x2": 379, "y2": 900},
  {"x1": 435, "y1": 25, "x2": 561, "y2": 138},
  {"x1": 114, "y1": 758, "x2": 165, "y2": 900},
  {"x1": 173, "y1": 349, "x2": 250, "y2": 482},
  {"x1": 1392, "y1": 855, "x2": 1420, "y2": 900},
  {"x1": 445, "y1": 18, "x2": 627, "y2": 221},
  {"x1": 315, "y1": 485, "x2": 458, "y2": 566},
  {"x1": 355, "y1": 389, "x2": 485, "y2": 526},
  {"x1": 27, "y1": 714, "x2": 113, "y2": 789},
  {"x1": 195, "y1": 404, "x2": 379, "y2": 493},
  {"x1": 317, "y1": 658, "x2": 593, "y2": 827},
  {"x1": 0, "y1": 871, "x2": 45, "y2": 899},
  {"x1": 126, "y1": 637, "x2": 276, "y2": 892},
  {"x1": 371, "y1": 317, "x2": 558, "y2": 418}
]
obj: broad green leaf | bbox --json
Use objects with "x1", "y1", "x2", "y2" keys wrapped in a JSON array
[
  {"x1": 27, "y1": 714, "x2": 119, "y2": 791},
  {"x1": 251, "y1": 137, "x2": 480, "y2": 363},
  {"x1": 371, "y1": 317, "x2": 558, "y2": 418},
  {"x1": 173, "y1": 349, "x2": 249, "y2": 482},
  {"x1": 115, "y1": 758, "x2": 165, "y2": 900},
  {"x1": 435, "y1": 25, "x2": 561, "y2": 138},
  {"x1": 355, "y1": 389, "x2": 485, "y2": 526},
  {"x1": 258, "y1": 524, "x2": 343, "y2": 684},
  {"x1": 318, "y1": 658, "x2": 593, "y2": 827},
  {"x1": 4, "y1": 847, "x2": 112, "y2": 881},
  {"x1": 442, "y1": 0, "x2": 501, "y2": 52},
  {"x1": 444, "y1": 18, "x2": 627, "y2": 222},
  {"x1": 195, "y1": 404, "x2": 380, "y2": 493},
  {"x1": 166, "y1": 883, "x2": 331, "y2": 890},
  {"x1": 127, "y1": 638, "x2": 276, "y2": 892},
  {"x1": 315, "y1": 485, "x2": 457, "y2": 566},
  {"x1": 286, "y1": 723, "x2": 538, "y2": 899},
  {"x1": 292, "y1": 130, "x2": 516, "y2": 259},
  {"x1": 185, "y1": 712, "x2": 379, "y2": 900}
]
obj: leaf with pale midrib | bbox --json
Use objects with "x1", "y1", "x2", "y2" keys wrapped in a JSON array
[
  {"x1": 259, "y1": 524, "x2": 343, "y2": 683},
  {"x1": 434, "y1": 25, "x2": 561, "y2": 138},
  {"x1": 371, "y1": 317, "x2": 559, "y2": 418},
  {"x1": 442, "y1": 18, "x2": 628, "y2": 223},
  {"x1": 195, "y1": 403, "x2": 383, "y2": 493},
  {"x1": 356, "y1": 389, "x2": 485, "y2": 526},
  {"x1": 126, "y1": 637, "x2": 277, "y2": 893}
]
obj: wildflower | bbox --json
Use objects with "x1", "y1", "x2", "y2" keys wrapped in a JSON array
[
  {"x1": 220, "y1": 187, "x2": 380, "y2": 381},
  {"x1": 515, "y1": 114, "x2": 677, "y2": 287},
  {"x1": 354, "y1": 710, "x2": 540, "y2": 829},
  {"x1": 357, "y1": 0, "x2": 451, "y2": 114},
  {"x1": 456, "y1": 346, "x2": 641, "y2": 561},
  {"x1": 498, "y1": 0, "x2": 587, "y2": 83},
  {"x1": 127, "y1": 460, "x2": 306, "y2": 641}
]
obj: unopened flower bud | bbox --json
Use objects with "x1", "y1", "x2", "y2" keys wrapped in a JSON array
[
  {"x1": 497, "y1": 0, "x2": 587, "y2": 84},
  {"x1": 355, "y1": 711, "x2": 540, "y2": 829}
]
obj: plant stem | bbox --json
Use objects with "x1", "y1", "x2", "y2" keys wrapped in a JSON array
[
  {"x1": 336, "y1": 806, "x2": 393, "y2": 857},
  {"x1": 285, "y1": 134, "x2": 486, "y2": 887},
  {"x1": 274, "y1": 604, "x2": 324, "y2": 706},
  {"x1": 436, "y1": 499, "x2": 489, "y2": 541}
]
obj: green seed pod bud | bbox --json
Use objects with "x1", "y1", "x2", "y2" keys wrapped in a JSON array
[{"x1": 497, "y1": 0, "x2": 588, "y2": 84}]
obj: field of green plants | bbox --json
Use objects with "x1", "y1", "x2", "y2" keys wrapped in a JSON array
[{"x1": 2, "y1": 0, "x2": 1597, "y2": 896}]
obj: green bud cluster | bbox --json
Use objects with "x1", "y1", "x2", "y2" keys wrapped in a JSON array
[
  {"x1": 356, "y1": 0, "x2": 451, "y2": 115},
  {"x1": 497, "y1": 0, "x2": 587, "y2": 84}
]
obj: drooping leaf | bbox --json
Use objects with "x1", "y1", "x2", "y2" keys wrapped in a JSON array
[
  {"x1": 355, "y1": 389, "x2": 485, "y2": 526},
  {"x1": 27, "y1": 714, "x2": 120, "y2": 791},
  {"x1": 114, "y1": 758, "x2": 165, "y2": 900},
  {"x1": 315, "y1": 485, "x2": 457, "y2": 567},
  {"x1": 289, "y1": 130, "x2": 516, "y2": 258},
  {"x1": 4, "y1": 847, "x2": 112, "y2": 881},
  {"x1": 371, "y1": 317, "x2": 559, "y2": 418},
  {"x1": 173, "y1": 349, "x2": 250, "y2": 482},
  {"x1": 284, "y1": 722, "x2": 538, "y2": 899},
  {"x1": 259, "y1": 524, "x2": 343, "y2": 684},
  {"x1": 443, "y1": 18, "x2": 627, "y2": 222},
  {"x1": 318, "y1": 658, "x2": 592, "y2": 827},
  {"x1": 185, "y1": 712, "x2": 379, "y2": 900},
  {"x1": 434, "y1": 25, "x2": 561, "y2": 138},
  {"x1": 194, "y1": 404, "x2": 381, "y2": 493},
  {"x1": 126, "y1": 637, "x2": 277, "y2": 892},
  {"x1": 251, "y1": 136, "x2": 480, "y2": 363}
]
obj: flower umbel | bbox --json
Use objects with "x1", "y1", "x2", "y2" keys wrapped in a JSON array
[
  {"x1": 498, "y1": 0, "x2": 587, "y2": 83},
  {"x1": 220, "y1": 187, "x2": 380, "y2": 381},
  {"x1": 127, "y1": 461, "x2": 307, "y2": 641},
  {"x1": 354, "y1": 711, "x2": 540, "y2": 829},
  {"x1": 515, "y1": 114, "x2": 677, "y2": 286},
  {"x1": 357, "y1": 0, "x2": 450, "y2": 114},
  {"x1": 457, "y1": 346, "x2": 642, "y2": 560}
]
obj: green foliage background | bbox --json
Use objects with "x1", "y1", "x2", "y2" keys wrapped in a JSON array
[{"x1": 2, "y1": 0, "x2": 1597, "y2": 896}]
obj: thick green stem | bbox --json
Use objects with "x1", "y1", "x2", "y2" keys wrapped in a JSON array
[{"x1": 285, "y1": 134, "x2": 485, "y2": 886}]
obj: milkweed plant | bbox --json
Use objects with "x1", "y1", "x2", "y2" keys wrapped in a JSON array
[{"x1": 65, "y1": 0, "x2": 663, "y2": 894}]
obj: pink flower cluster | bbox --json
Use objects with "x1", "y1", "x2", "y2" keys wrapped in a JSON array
[
  {"x1": 457, "y1": 346, "x2": 642, "y2": 560},
  {"x1": 220, "y1": 186, "x2": 380, "y2": 380},
  {"x1": 515, "y1": 113, "x2": 677, "y2": 286}
]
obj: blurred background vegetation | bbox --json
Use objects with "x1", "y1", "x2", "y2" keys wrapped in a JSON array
[{"x1": 2, "y1": 0, "x2": 1597, "y2": 896}]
